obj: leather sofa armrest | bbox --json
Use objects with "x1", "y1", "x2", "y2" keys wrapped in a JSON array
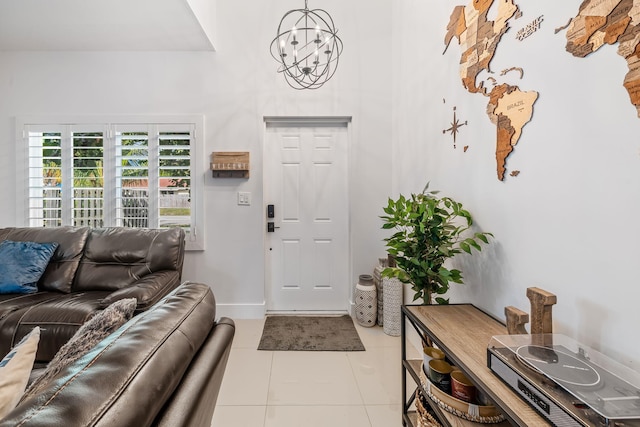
[
  {"x1": 99, "y1": 270, "x2": 180, "y2": 311},
  {"x1": 155, "y1": 317, "x2": 235, "y2": 427}
]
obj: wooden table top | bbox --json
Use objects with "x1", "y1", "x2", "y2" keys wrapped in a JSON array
[{"x1": 404, "y1": 304, "x2": 551, "y2": 427}]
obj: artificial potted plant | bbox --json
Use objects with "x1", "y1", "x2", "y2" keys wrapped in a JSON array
[{"x1": 381, "y1": 183, "x2": 492, "y2": 304}]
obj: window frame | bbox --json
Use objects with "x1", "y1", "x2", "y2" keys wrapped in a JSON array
[{"x1": 15, "y1": 115, "x2": 205, "y2": 251}]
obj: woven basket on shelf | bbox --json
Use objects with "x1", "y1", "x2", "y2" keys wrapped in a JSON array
[
  {"x1": 419, "y1": 363, "x2": 506, "y2": 424},
  {"x1": 415, "y1": 389, "x2": 442, "y2": 427}
]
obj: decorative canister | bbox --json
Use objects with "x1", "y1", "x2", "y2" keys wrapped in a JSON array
[
  {"x1": 373, "y1": 257, "x2": 387, "y2": 326},
  {"x1": 355, "y1": 274, "x2": 377, "y2": 327},
  {"x1": 382, "y1": 276, "x2": 403, "y2": 336}
]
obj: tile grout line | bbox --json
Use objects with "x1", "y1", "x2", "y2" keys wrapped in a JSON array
[
  {"x1": 263, "y1": 351, "x2": 275, "y2": 427},
  {"x1": 346, "y1": 350, "x2": 375, "y2": 427}
]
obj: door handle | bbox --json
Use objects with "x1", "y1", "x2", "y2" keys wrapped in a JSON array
[{"x1": 267, "y1": 222, "x2": 281, "y2": 232}]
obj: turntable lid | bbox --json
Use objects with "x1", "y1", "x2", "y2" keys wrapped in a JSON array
[{"x1": 489, "y1": 334, "x2": 640, "y2": 420}]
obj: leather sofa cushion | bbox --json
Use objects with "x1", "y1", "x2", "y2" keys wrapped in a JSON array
[
  {"x1": 1, "y1": 282, "x2": 216, "y2": 427},
  {"x1": 0, "y1": 227, "x2": 90, "y2": 293},
  {"x1": 73, "y1": 227, "x2": 185, "y2": 292},
  {"x1": 98, "y1": 270, "x2": 181, "y2": 311},
  {"x1": 0, "y1": 291, "x2": 110, "y2": 363},
  {"x1": 0, "y1": 292, "x2": 62, "y2": 317}
]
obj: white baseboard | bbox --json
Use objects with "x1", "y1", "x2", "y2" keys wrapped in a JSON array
[
  {"x1": 217, "y1": 301, "x2": 357, "y2": 319},
  {"x1": 216, "y1": 302, "x2": 266, "y2": 319},
  {"x1": 265, "y1": 310, "x2": 350, "y2": 316}
]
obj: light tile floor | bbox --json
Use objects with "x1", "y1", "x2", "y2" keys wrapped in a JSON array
[{"x1": 212, "y1": 317, "x2": 420, "y2": 427}]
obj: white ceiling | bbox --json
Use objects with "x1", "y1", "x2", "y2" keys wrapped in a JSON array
[{"x1": 0, "y1": 0, "x2": 214, "y2": 51}]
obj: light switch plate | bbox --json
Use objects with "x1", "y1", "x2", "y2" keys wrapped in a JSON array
[{"x1": 237, "y1": 192, "x2": 251, "y2": 206}]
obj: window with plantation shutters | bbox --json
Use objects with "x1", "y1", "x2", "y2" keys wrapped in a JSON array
[{"x1": 18, "y1": 116, "x2": 204, "y2": 250}]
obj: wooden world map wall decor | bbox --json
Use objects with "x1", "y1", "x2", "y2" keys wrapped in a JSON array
[
  {"x1": 441, "y1": 0, "x2": 640, "y2": 182},
  {"x1": 562, "y1": 0, "x2": 640, "y2": 117},
  {"x1": 444, "y1": 0, "x2": 539, "y2": 181}
]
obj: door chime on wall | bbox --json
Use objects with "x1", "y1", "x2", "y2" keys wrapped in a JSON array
[{"x1": 270, "y1": 0, "x2": 343, "y2": 90}]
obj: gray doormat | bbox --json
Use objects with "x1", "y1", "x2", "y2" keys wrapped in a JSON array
[{"x1": 258, "y1": 315, "x2": 365, "y2": 351}]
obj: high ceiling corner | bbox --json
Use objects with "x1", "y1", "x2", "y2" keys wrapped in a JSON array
[{"x1": 0, "y1": 0, "x2": 215, "y2": 51}]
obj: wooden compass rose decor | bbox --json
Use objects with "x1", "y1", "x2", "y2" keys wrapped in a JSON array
[{"x1": 443, "y1": 106, "x2": 467, "y2": 148}]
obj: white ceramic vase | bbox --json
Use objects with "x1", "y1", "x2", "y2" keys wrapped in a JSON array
[{"x1": 355, "y1": 274, "x2": 377, "y2": 327}]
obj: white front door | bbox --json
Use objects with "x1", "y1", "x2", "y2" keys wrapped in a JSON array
[{"x1": 264, "y1": 120, "x2": 350, "y2": 312}]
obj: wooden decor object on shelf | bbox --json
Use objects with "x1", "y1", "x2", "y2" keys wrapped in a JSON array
[
  {"x1": 505, "y1": 287, "x2": 556, "y2": 339},
  {"x1": 526, "y1": 287, "x2": 556, "y2": 335},
  {"x1": 210, "y1": 151, "x2": 250, "y2": 178},
  {"x1": 504, "y1": 306, "x2": 529, "y2": 335}
]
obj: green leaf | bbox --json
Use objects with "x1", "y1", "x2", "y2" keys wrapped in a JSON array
[
  {"x1": 475, "y1": 233, "x2": 489, "y2": 244},
  {"x1": 449, "y1": 269, "x2": 463, "y2": 284},
  {"x1": 465, "y1": 238, "x2": 481, "y2": 251},
  {"x1": 460, "y1": 241, "x2": 471, "y2": 254}
]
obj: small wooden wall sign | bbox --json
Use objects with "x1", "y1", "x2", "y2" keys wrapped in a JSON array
[{"x1": 211, "y1": 151, "x2": 250, "y2": 178}]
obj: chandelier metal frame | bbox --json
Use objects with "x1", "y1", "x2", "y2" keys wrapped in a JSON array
[{"x1": 270, "y1": 0, "x2": 343, "y2": 90}]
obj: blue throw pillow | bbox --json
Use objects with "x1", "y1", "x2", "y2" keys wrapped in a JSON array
[{"x1": 0, "y1": 240, "x2": 59, "y2": 294}]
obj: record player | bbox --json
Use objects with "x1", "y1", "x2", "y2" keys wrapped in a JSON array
[{"x1": 488, "y1": 334, "x2": 640, "y2": 427}]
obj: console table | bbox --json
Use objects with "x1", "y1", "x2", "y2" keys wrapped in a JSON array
[{"x1": 401, "y1": 304, "x2": 551, "y2": 426}]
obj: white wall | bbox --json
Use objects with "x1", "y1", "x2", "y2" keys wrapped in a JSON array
[
  {"x1": 0, "y1": 0, "x2": 393, "y2": 317},
  {"x1": 392, "y1": 0, "x2": 640, "y2": 370},
  {"x1": 190, "y1": 0, "x2": 393, "y2": 316}
]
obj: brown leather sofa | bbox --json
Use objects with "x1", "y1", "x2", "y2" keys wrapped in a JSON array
[
  {"x1": 0, "y1": 226, "x2": 186, "y2": 363},
  {"x1": 0, "y1": 281, "x2": 235, "y2": 427}
]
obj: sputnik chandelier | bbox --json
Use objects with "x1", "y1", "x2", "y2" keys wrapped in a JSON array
[{"x1": 270, "y1": 0, "x2": 343, "y2": 90}]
